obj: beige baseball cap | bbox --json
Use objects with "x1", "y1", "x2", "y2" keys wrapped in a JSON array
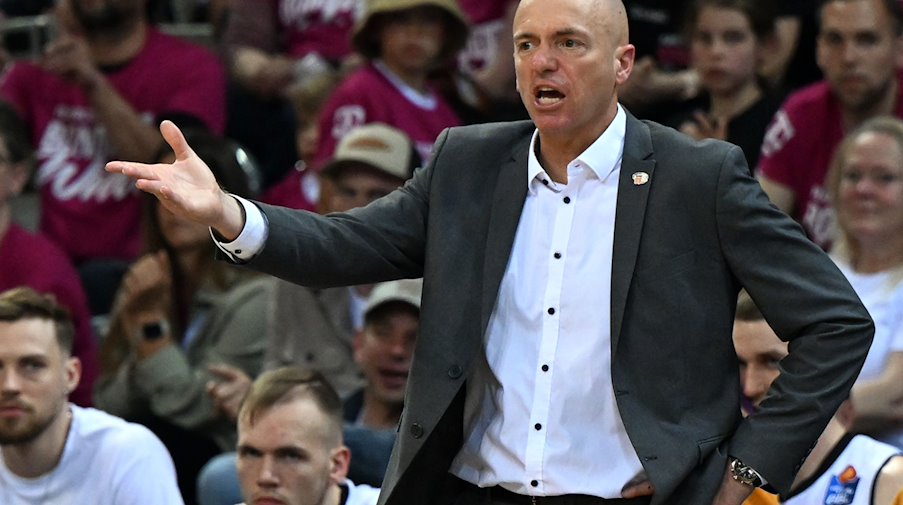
[
  {"x1": 321, "y1": 123, "x2": 419, "y2": 181},
  {"x1": 365, "y1": 278, "x2": 423, "y2": 316}
]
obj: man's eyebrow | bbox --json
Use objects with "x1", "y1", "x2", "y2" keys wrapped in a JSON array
[
  {"x1": 274, "y1": 446, "x2": 307, "y2": 457},
  {"x1": 515, "y1": 27, "x2": 587, "y2": 39},
  {"x1": 17, "y1": 353, "x2": 49, "y2": 361}
]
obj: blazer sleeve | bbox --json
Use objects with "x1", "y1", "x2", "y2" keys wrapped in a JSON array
[
  {"x1": 245, "y1": 128, "x2": 444, "y2": 287},
  {"x1": 716, "y1": 145, "x2": 874, "y2": 495}
]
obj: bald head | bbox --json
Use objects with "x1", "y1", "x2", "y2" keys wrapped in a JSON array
[{"x1": 515, "y1": 0, "x2": 628, "y2": 45}]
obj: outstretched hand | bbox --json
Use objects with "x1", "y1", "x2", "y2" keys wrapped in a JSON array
[{"x1": 105, "y1": 121, "x2": 245, "y2": 240}]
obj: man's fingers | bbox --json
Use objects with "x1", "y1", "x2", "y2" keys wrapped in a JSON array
[
  {"x1": 159, "y1": 120, "x2": 194, "y2": 161},
  {"x1": 621, "y1": 480, "x2": 655, "y2": 498}
]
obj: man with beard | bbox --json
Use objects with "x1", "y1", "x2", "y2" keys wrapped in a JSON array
[
  {"x1": 0, "y1": 0, "x2": 225, "y2": 271},
  {"x1": 758, "y1": 0, "x2": 903, "y2": 250},
  {"x1": 0, "y1": 287, "x2": 182, "y2": 504}
]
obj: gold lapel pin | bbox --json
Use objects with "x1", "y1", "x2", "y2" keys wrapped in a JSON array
[{"x1": 632, "y1": 171, "x2": 650, "y2": 185}]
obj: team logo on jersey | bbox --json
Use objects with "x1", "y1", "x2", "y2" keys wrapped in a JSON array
[{"x1": 823, "y1": 465, "x2": 859, "y2": 505}]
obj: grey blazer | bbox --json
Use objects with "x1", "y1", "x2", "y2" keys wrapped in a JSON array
[{"x1": 246, "y1": 113, "x2": 873, "y2": 505}]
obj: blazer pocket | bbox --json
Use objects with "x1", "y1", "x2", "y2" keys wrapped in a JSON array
[
  {"x1": 697, "y1": 433, "x2": 728, "y2": 466},
  {"x1": 634, "y1": 250, "x2": 698, "y2": 285}
]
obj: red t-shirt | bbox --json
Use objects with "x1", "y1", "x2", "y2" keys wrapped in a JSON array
[
  {"x1": 313, "y1": 62, "x2": 461, "y2": 169},
  {"x1": 276, "y1": 0, "x2": 362, "y2": 61},
  {"x1": 0, "y1": 28, "x2": 226, "y2": 263}
]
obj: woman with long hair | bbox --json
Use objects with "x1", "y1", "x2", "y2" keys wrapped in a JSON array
[{"x1": 94, "y1": 131, "x2": 269, "y2": 504}]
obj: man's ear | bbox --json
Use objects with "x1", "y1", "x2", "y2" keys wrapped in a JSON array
[
  {"x1": 614, "y1": 44, "x2": 636, "y2": 85},
  {"x1": 65, "y1": 356, "x2": 82, "y2": 396},
  {"x1": 329, "y1": 445, "x2": 351, "y2": 485},
  {"x1": 352, "y1": 329, "x2": 365, "y2": 364}
]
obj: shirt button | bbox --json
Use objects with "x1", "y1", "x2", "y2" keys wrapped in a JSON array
[
  {"x1": 410, "y1": 423, "x2": 424, "y2": 439},
  {"x1": 553, "y1": 252, "x2": 561, "y2": 259},
  {"x1": 547, "y1": 307, "x2": 555, "y2": 315},
  {"x1": 563, "y1": 197, "x2": 571, "y2": 204},
  {"x1": 542, "y1": 179, "x2": 549, "y2": 185},
  {"x1": 235, "y1": 249, "x2": 242, "y2": 254},
  {"x1": 534, "y1": 423, "x2": 542, "y2": 431},
  {"x1": 541, "y1": 364, "x2": 549, "y2": 372},
  {"x1": 531, "y1": 480, "x2": 539, "y2": 487}
]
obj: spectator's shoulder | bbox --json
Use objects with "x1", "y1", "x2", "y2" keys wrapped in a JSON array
[
  {"x1": 778, "y1": 80, "x2": 835, "y2": 118},
  {"x1": 144, "y1": 28, "x2": 222, "y2": 66},
  {"x1": 328, "y1": 64, "x2": 385, "y2": 98},
  {"x1": 73, "y1": 406, "x2": 166, "y2": 453}
]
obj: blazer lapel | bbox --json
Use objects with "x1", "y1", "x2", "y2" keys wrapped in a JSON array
[
  {"x1": 481, "y1": 134, "x2": 531, "y2": 338},
  {"x1": 610, "y1": 114, "x2": 655, "y2": 357}
]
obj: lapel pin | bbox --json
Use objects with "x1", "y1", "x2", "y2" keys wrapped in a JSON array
[{"x1": 632, "y1": 171, "x2": 650, "y2": 186}]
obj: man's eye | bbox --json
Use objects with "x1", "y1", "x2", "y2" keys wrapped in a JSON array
[
  {"x1": 21, "y1": 360, "x2": 45, "y2": 372},
  {"x1": 238, "y1": 448, "x2": 262, "y2": 459},
  {"x1": 277, "y1": 450, "x2": 306, "y2": 462},
  {"x1": 563, "y1": 39, "x2": 579, "y2": 48},
  {"x1": 857, "y1": 33, "x2": 879, "y2": 46},
  {"x1": 517, "y1": 41, "x2": 534, "y2": 51}
]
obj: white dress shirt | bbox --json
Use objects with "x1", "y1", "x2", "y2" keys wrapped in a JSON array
[
  {"x1": 450, "y1": 107, "x2": 645, "y2": 498},
  {"x1": 215, "y1": 107, "x2": 645, "y2": 498}
]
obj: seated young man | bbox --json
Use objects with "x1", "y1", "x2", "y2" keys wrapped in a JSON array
[
  {"x1": 0, "y1": 287, "x2": 182, "y2": 504},
  {"x1": 236, "y1": 367, "x2": 381, "y2": 505},
  {"x1": 197, "y1": 278, "x2": 422, "y2": 505}
]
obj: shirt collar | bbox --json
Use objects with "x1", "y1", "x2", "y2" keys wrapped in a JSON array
[{"x1": 527, "y1": 105, "x2": 626, "y2": 194}]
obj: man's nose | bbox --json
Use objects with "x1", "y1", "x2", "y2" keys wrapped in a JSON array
[
  {"x1": 390, "y1": 337, "x2": 414, "y2": 358},
  {"x1": 840, "y1": 41, "x2": 859, "y2": 64},
  {"x1": 0, "y1": 369, "x2": 21, "y2": 393},
  {"x1": 741, "y1": 369, "x2": 768, "y2": 405},
  {"x1": 531, "y1": 44, "x2": 559, "y2": 73},
  {"x1": 256, "y1": 457, "x2": 279, "y2": 487}
]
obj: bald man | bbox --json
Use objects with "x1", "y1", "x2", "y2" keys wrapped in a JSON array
[{"x1": 108, "y1": 0, "x2": 873, "y2": 503}]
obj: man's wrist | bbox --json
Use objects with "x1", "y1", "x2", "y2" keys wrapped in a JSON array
[
  {"x1": 210, "y1": 195, "x2": 268, "y2": 262},
  {"x1": 211, "y1": 193, "x2": 246, "y2": 242}
]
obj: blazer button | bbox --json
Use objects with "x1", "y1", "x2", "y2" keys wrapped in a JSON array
[
  {"x1": 447, "y1": 365, "x2": 463, "y2": 379},
  {"x1": 410, "y1": 423, "x2": 424, "y2": 439}
]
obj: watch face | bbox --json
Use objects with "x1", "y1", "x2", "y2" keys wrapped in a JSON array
[
  {"x1": 142, "y1": 321, "x2": 166, "y2": 340},
  {"x1": 731, "y1": 459, "x2": 762, "y2": 487}
]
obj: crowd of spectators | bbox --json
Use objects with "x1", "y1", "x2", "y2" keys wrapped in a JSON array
[{"x1": 2, "y1": 0, "x2": 903, "y2": 504}]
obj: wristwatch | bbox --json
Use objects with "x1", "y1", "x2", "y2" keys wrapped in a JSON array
[
  {"x1": 141, "y1": 320, "x2": 170, "y2": 341},
  {"x1": 730, "y1": 458, "x2": 763, "y2": 488}
]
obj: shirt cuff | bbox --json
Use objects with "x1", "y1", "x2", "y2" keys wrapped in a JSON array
[{"x1": 210, "y1": 195, "x2": 267, "y2": 262}]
